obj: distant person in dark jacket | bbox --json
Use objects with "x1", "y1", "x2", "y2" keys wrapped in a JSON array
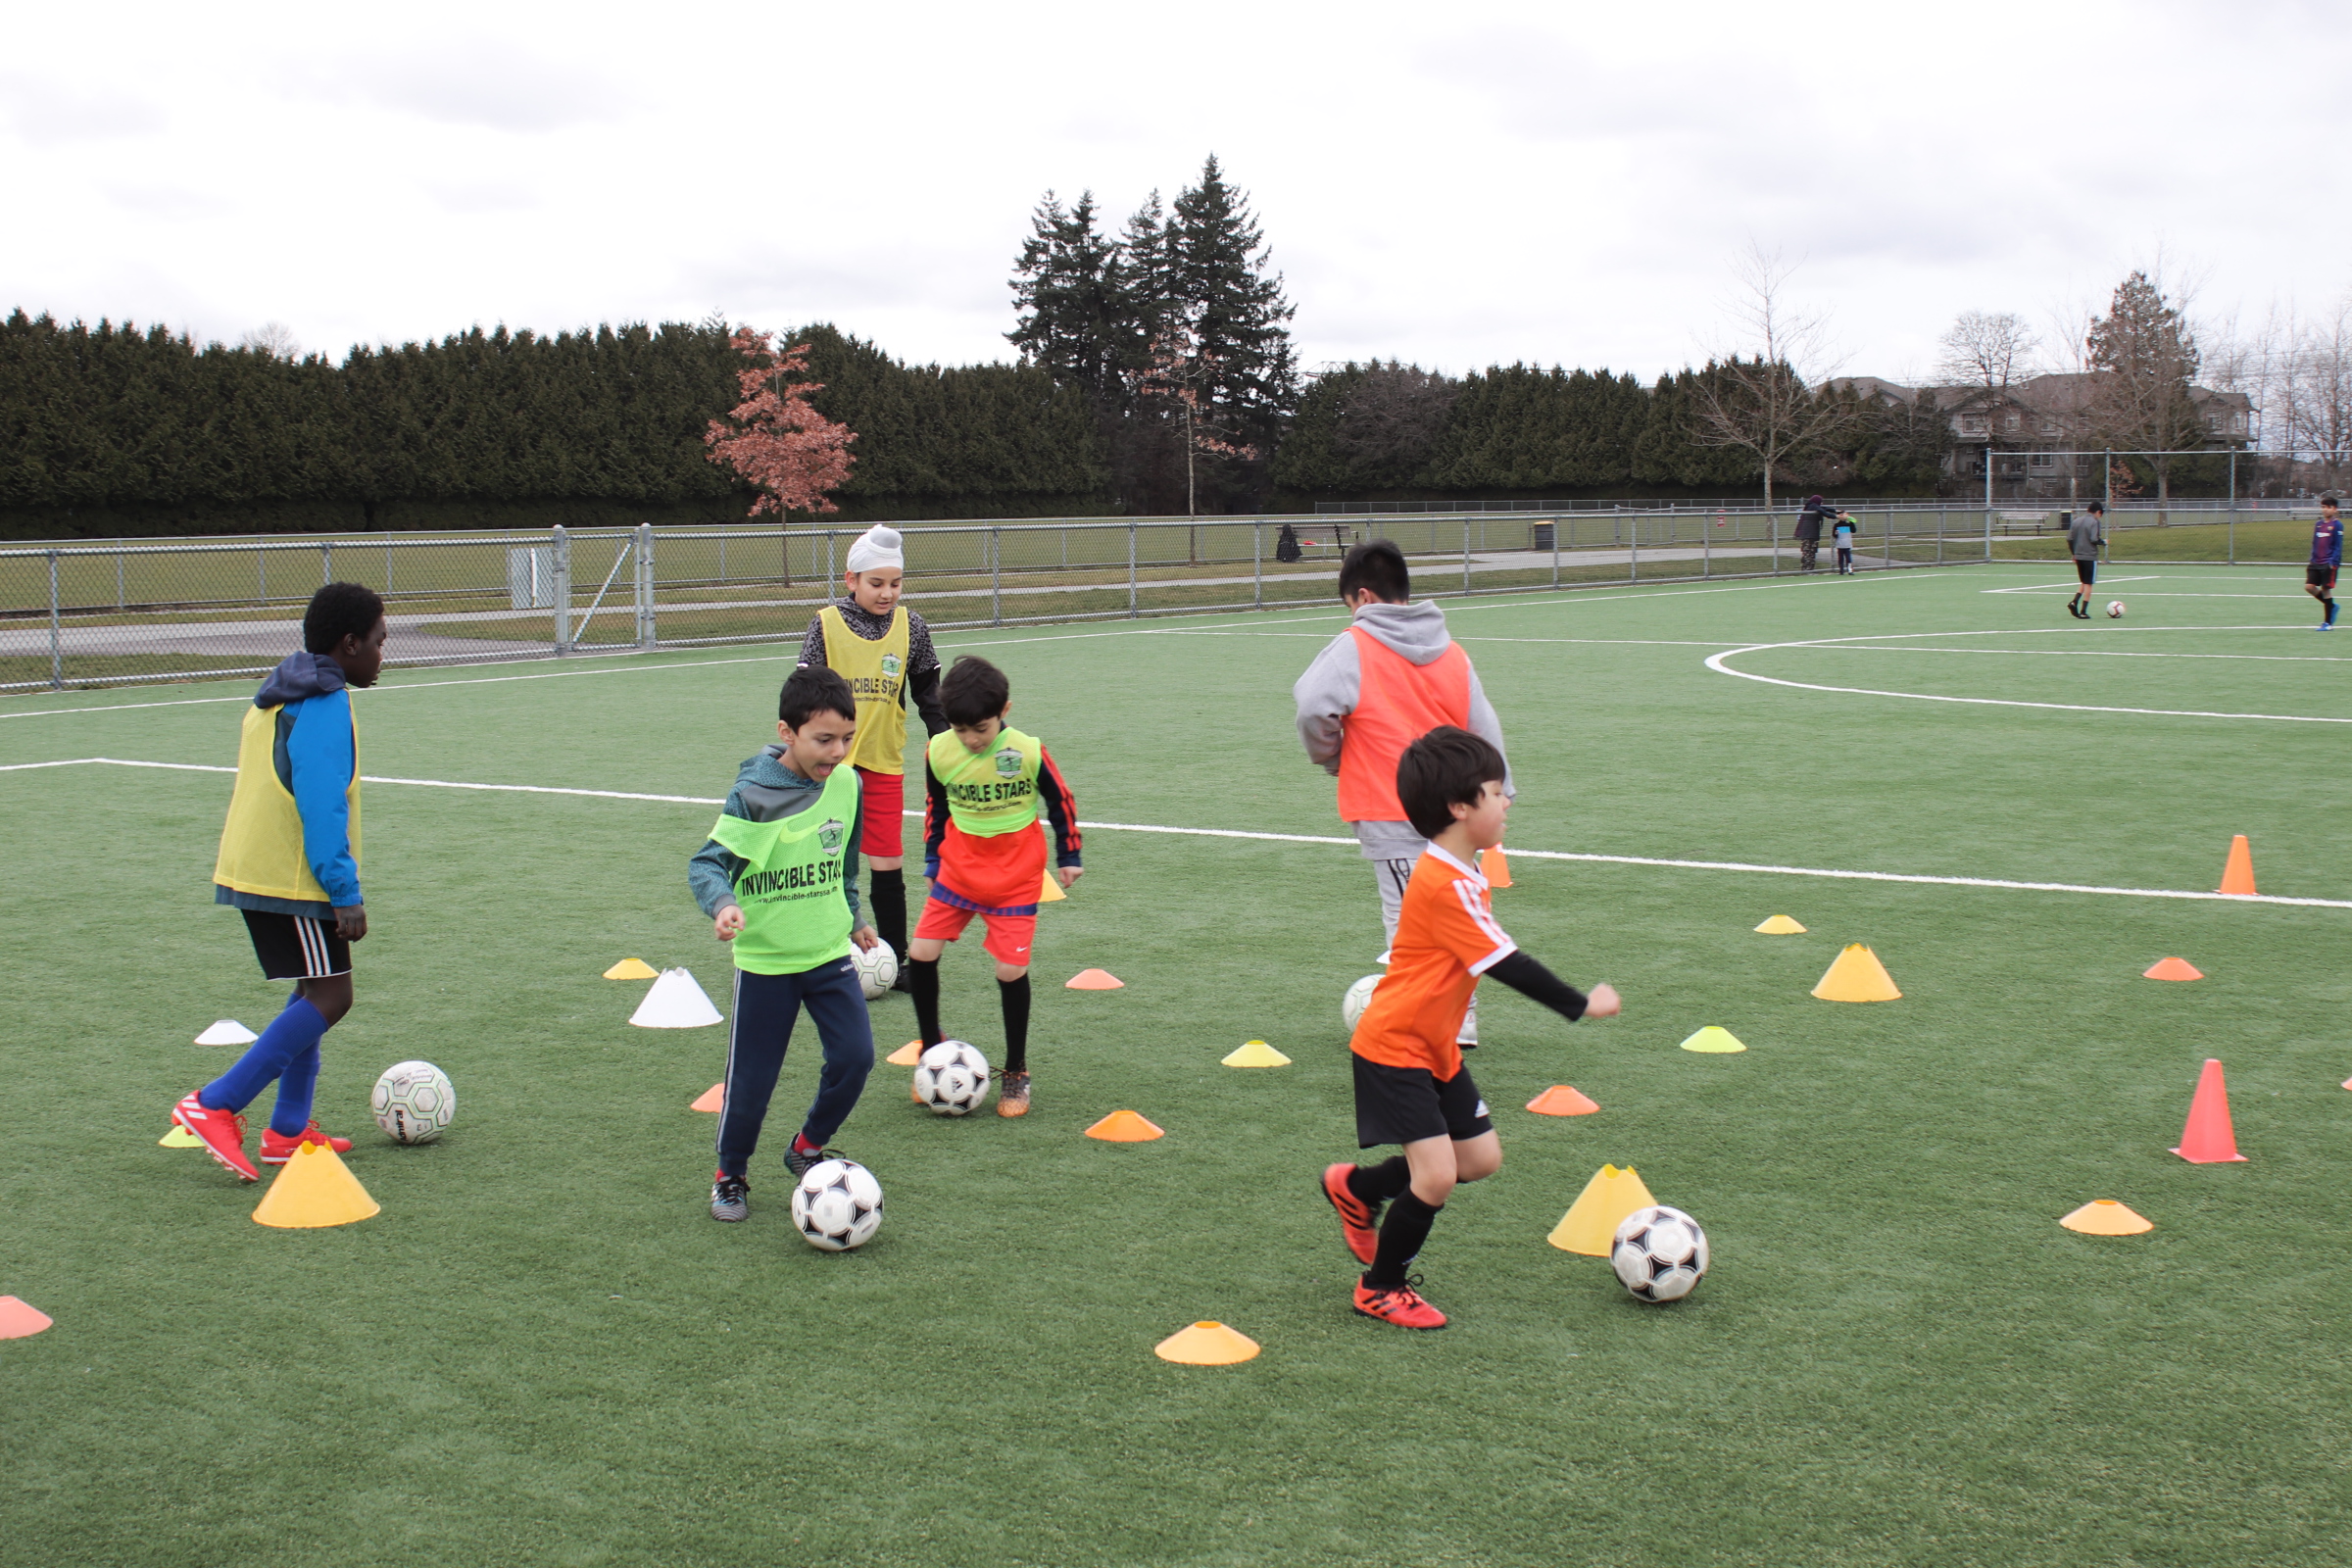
[
  {"x1": 2068, "y1": 502, "x2": 2104, "y2": 618},
  {"x1": 1794, "y1": 495, "x2": 1833, "y2": 571},
  {"x1": 1276, "y1": 523, "x2": 1302, "y2": 564}
]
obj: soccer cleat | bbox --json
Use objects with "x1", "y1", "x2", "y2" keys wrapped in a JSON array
[
  {"x1": 889, "y1": 967, "x2": 913, "y2": 995},
  {"x1": 997, "y1": 1070, "x2": 1031, "y2": 1117},
  {"x1": 1321, "y1": 1162, "x2": 1381, "y2": 1265},
  {"x1": 172, "y1": 1093, "x2": 258, "y2": 1182},
  {"x1": 1352, "y1": 1275, "x2": 1447, "y2": 1330},
  {"x1": 710, "y1": 1171, "x2": 749, "y2": 1221},
  {"x1": 782, "y1": 1143, "x2": 838, "y2": 1179},
  {"x1": 258, "y1": 1121, "x2": 354, "y2": 1164}
]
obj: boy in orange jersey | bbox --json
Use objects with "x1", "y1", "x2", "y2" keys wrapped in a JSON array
[
  {"x1": 1320, "y1": 727, "x2": 1618, "y2": 1330},
  {"x1": 907, "y1": 656, "x2": 1083, "y2": 1116}
]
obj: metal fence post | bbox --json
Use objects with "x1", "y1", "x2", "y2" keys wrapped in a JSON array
[
  {"x1": 320, "y1": 540, "x2": 332, "y2": 586},
  {"x1": 1630, "y1": 515, "x2": 1639, "y2": 582},
  {"x1": 1703, "y1": 513, "x2": 1711, "y2": 578},
  {"x1": 48, "y1": 549, "x2": 63, "y2": 691},
  {"x1": 552, "y1": 525, "x2": 571, "y2": 654},
  {"x1": 1937, "y1": 506, "x2": 1944, "y2": 564},
  {"x1": 116, "y1": 545, "x2": 124, "y2": 611},
  {"x1": 1552, "y1": 515, "x2": 1561, "y2": 587},
  {"x1": 1771, "y1": 514, "x2": 1780, "y2": 575},
  {"x1": 991, "y1": 526, "x2": 1003, "y2": 626},
  {"x1": 635, "y1": 522, "x2": 656, "y2": 649},
  {"x1": 1128, "y1": 522, "x2": 1138, "y2": 618},
  {"x1": 1252, "y1": 520, "x2": 1262, "y2": 610},
  {"x1": 1983, "y1": 503, "x2": 1992, "y2": 562},
  {"x1": 258, "y1": 546, "x2": 267, "y2": 607},
  {"x1": 2230, "y1": 510, "x2": 2236, "y2": 566},
  {"x1": 826, "y1": 530, "x2": 837, "y2": 585},
  {"x1": 1461, "y1": 520, "x2": 1471, "y2": 596}
]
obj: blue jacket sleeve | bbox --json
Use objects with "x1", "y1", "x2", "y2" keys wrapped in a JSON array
[{"x1": 285, "y1": 691, "x2": 363, "y2": 907}]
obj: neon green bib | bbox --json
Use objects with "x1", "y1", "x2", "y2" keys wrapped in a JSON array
[
  {"x1": 926, "y1": 726, "x2": 1044, "y2": 838},
  {"x1": 706, "y1": 763, "x2": 859, "y2": 974}
]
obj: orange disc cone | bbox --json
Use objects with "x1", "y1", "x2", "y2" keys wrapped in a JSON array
[
  {"x1": 1480, "y1": 846, "x2": 1512, "y2": 888},
  {"x1": 690, "y1": 1083, "x2": 724, "y2": 1113},
  {"x1": 1154, "y1": 1321, "x2": 1259, "y2": 1364},
  {"x1": 1811, "y1": 944, "x2": 1901, "y2": 1003},
  {"x1": 2171, "y1": 1057, "x2": 2248, "y2": 1163},
  {"x1": 887, "y1": 1040, "x2": 923, "y2": 1066},
  {"x1": 2060, "y1": 1200, "x2": 2154, "y2": 1235},
  {"x1": 2143, "y1": 956, "x2": 2204, "y2": 981},
  {"x1": 251, "y1": 1141, "x2": 381, "y2": 1228},
  {"x1": 0, "y1": 1296, "x2": 54, "y2": 1339},
  {"x1": 1066, "y1": 968, "x2": 1124, "y2": 990},
  {"x1": 1526, "y1": 1085, "x2": 1600, "y2": 1116},
  {"x1": 1084, "y1": 1109, "x2": 1164, "y2": 1142},
  {"x1": 2219, "y1": 834, "x2": 2256, "y2": 896}
]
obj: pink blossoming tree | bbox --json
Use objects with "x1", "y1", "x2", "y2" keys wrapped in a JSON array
[{"x1": 704, "y1": 329, "x2": 857, "y2": 515}]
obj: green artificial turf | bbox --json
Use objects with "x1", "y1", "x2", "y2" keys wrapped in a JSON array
[{"x1": 3, "y1": 561, "x2": 2349, "y2": 1566}]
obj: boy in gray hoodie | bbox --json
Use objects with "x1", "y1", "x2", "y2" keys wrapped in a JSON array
[{"x1": 1294, "y1": 542, "x2": 1514, "y2": 1043}]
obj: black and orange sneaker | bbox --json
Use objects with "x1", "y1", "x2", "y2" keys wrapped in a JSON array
[
  {"x1": 710, "y1": 1171, "x2": 750, "y2": 1222},
  {"x1": 997, "y1": 1071, "x2": 1031, "y2": 1118},
  {"x1": 259, "y1": 1121, "x2": 354, "y2": 1164},
  {"x1": 172, "y1": 1092, "x2": 258, "y2": 1183},
  {"x1": 1321, "y1": 1162, "x2": 1380, "y2": 1265},
  {"x1": 1353, "y1": 1275, "x2": 1447, "y2": 1330}
]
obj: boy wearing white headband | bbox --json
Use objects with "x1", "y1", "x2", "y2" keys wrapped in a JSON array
[{"x1": 796, "y1": 525, "x2": 947, "y2": 988}]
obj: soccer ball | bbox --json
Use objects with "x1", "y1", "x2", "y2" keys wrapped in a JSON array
[
  {"x1": 789, "y1": 1157, "x2": 884, "y2": 1250},
  {"x1": 1343, "y1": 974, "x2": 1381, "y2": 1031},
  {"x1": 2106, "y1": 601, "x2": 2126, "y2": 618},
  {"x1": 850, "y1": 942, "x2": 899, "y2": 1000},
  {"x1": 1610, "y1": 1204, "x2": 1709, "y2": 1303},
  {"x1": 370, "y1": 1059, "x2": 455, "y2": 1145},
  {"x1": 912, "y1": 1040, "x2": 991, "y2": 1115}
]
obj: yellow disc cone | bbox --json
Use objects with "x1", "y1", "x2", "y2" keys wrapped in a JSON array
[
  {"x1": 1221, "y1": 1040, "x2": 1292, "y2": 1067},
  {"x1": 1753, "y1": 914, "x2": 1806, "y2": 934},
  {"x1": 159, "y1": 1123, "x2": 201, "y2": 1148},
  {"x1": 1546, "y1": 1164, "x2": 1657, "y2": 1255},
  {"x1": 1154, "y1": 1321, "x2": 1260, "y2": 1364},
  {"x1": 1679, "y1": 1026, "x2": 1747, "y2": 1054},
  {"x1": 603, "y1": 957, "x2": 658, "y2": 980},
  {"x1": 1811, "y1": 944, "x2": 1901, "y2": 1003},
  {"x1": 1037, "y1": 868, "x2": 1067, "y2": 904},
  {"x1": 2059, "y1": 1200, "x2": 2153, "y2": 1236},
  {"x1": 252, "y1": 1141, "x2": 380, "y2": 1229}
]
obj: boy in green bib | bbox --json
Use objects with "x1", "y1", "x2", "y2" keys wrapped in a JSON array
[{"x1": 688, "y1": 667, "x2": 882, "y2": 1222}]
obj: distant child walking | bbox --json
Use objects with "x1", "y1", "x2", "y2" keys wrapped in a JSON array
[
  {"x1": 2068, "y1": 502, "x2": 2105, "y2": 617},
  {"x1": 1320, "y1": 727, "x2": 1619, "y2": 1330},
  {"x1": 908, "y1": 656, "x2": 1082, "y2": 1116},
  {"x1": 174, "y1": 583, "x2": 388, "y2": 1183},
  {"x1": 690, "y1": 666, "x2": 881, "y2": 1222},
  {"x1": 1832, "y1": 511, "x2": 1858, "y2": 573},
  {"x1": 2306, "y1": 494, "x2": 2341, "y2": 629},
  {"x1": 798, "y1": 524, "x2": 947, "y2": 988}
]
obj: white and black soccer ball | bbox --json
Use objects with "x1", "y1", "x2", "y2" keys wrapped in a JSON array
[
  {"x1": 1343, "y1": 974, "x2": 1381, "y2": 1032},
  {"x1": 912, "y1": 1040, "x2": 990, "y2": 1115},
  {"x1": 2106, "y1": 600, "x2": 2126, "y2": 619},
  {"x1": 1610, "y1": 1204, "x2": 1709, "y2": 1303},
  {"x1": 371, "y1": 1059, "x2": 455, "y2": 1145},
  {"x1": 850, "y1": 942, "x2": 899, "y2": 1000},
  {"x1": 789, "y1": 1157, "x2": 884, "y2": 1251}
]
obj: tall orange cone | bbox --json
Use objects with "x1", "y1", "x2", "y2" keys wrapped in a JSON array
[
  {"x1": 1480, "y1": 847, "x2": 1512, "y2": 888},
  {"x1": 2171, "y1": 1058, "x2": 2247, "y2": 1163},
  {"x1": 0, "y1": 1296, "x2": 54, "y2": 1339},
  {"x1": 2219, "y1": 834, "x2": 2256, "y2": 896}
]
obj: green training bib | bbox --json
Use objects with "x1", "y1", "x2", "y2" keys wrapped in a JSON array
[
  {"x1": 706, "y1": 763, "x2": 859, "y2": 975},
  {"x1": 925, "y1": 726, "x2": 1044, "y2": 839}
]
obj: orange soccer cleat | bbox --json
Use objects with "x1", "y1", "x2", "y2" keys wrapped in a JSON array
[
  {"x1": 1352, "y1": 1276, "x2": 1447, "y2": 1331},
  {"x1": 172, "y1": 1093, "x2": 258, "y2": 1182},
  {"x1": 1321, "y1": 1162, "x2": 1381, "y2": 1265},
  {"x1": 259, "y1": 1122, "x2": 354, "y2": 1165}
]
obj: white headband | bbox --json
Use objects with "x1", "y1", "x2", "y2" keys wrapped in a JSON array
[{"x1": 845, "y1": 525, "x2": 905, "y2": 575}]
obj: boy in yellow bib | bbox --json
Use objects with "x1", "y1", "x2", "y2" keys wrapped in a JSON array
[{"x1": 797, "y1": 524, "x2": 946, "y2": 991}]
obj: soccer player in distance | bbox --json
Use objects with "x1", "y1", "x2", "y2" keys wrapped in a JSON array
[
  {"x1": 1322, "y1": 727, "x2": 1619, "y2": 1330},
  {"x1": 908, "y1": 656, "x2": 1082, "y2": 1117},
  {"x1": 2305, "y1": 494, "x2": 2341, "y2": 630},
  {"x1": 2067, "y1": 501, "x2": 2105, "y2": 618},
  {"x1": 174, "y1": 583, "x2": 387, "y2": 1182},
  {"x1": 689, "y1": 666, "x2": 881, "y2": 1222},
  {"x1": 1295, "y1": 539, "x2": 1513, "y2": 1045},
  {"x1": 797, "y1": 524, "x2": 947, "y2": 988}
]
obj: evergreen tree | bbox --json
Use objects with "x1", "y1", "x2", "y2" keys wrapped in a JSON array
[{"x1": 1007, "y1": 191, "x2": 1138, "y2": 414}]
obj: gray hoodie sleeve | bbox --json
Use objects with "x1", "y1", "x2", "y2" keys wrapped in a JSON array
[
  {"x1": 1464, "y1": 665, "x2": 1515, "y2": 798},
  {"x1": 688, "y1": 787, "x2": 750, "y2": 918},
  {"x1": 1293, "y1": 630, "x2": 1362, "y2": 775}
]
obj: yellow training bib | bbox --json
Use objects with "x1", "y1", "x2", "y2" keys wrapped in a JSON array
[{"x1": 819, "y1": 604, "x2": 910, "y2": 774}]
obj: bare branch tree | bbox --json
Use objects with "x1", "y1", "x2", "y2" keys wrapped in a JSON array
[
  {"x1": 237, "y1": 321, "x2": 301, "y2": 361},
  {"x1": 1687, "y1": 243, "x2": 1856, "y2": 510},
  {"x1": 1936, "y1": 311, "x2": 2039, "y2": 389}
]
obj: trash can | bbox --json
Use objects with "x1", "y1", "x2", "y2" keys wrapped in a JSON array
[{"x1": 1530, "y1": 522, "x2": 1556, "y2": 552}]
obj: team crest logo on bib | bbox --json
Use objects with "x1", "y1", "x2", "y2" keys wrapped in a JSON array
[
  {"x1": 818, "y1": 818, "x2": 846, "y2": 855},
  {"x1": 880, "y1": 654, "x2": 903, "y2": 680},
  {"x1": 994, "y1": 747, "x2": 1023, "y2": 778}
]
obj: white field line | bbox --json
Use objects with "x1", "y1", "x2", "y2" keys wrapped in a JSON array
[
  {"x1": 1984, "y1": 575, "x2": 2163, "y2": 595},
  {"x1": 7, "y1": 756, "x2": 2347, "y2": 911},
  {"x1": 1805, "y1": 645, "x2": 2352, "y2": 663}
]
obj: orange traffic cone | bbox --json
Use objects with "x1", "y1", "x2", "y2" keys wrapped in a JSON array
[
  {"x1": 1084, "y1": 1109, "x2": 1163, "y2": 1142},
  {"x1": 2143, "y1": 957, "x2": 2204, "y2": 981},
  {"x1": 1526, "y1": 1085, "x2": 1600, "y2": 1116},
  {"x1": 1480, "y1": 847, "x2": 1512, "y2": 888},
  {"x1": 2172, "y1": 1058, "x2": 2247, "y2": 1163},
  {"x1": 2219, "y1": 835, "x2": 2256, "y2": 896},
  {"x1": 690, "y1": 1084, "x2": 724, "y2": 1112}
]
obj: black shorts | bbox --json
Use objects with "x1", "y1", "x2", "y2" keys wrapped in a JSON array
[
  {"x1": 1352, "y1": 1055, "x2": 1493, "y2": 1149},
  {"x1": 242, "y1": 909, "x2": 351, "y2": 980},
  {"x1": 2308, "y1": 566, "x2": 2337, "y2": 590},
  {"x1": 2074, "y1": 559, "x2": 2097, "y2": 585}
]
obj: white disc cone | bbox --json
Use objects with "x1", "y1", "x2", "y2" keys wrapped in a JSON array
[
  {"x1": 195, "y1": 1019, "x2": 259, "y2": 1046},
  {"x1": 629, "y1": 968, "x2": 724, "y2": 1029}
]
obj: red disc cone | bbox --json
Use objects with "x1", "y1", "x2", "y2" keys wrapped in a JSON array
[{"x1": 2171, "y1": 1057, "x2": 2247, "y2": 1163}]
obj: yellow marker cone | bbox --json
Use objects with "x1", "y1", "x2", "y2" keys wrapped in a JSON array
[
  {"x1": 887, "y1": 1040, "x2": 924, "y2": 1066},
  {"x1": 251, "y1": 1141, "x2": 380, "y2": 1229},
  {"x1": 0, "y1": 1296, "x2": 54, "y2": 1339},
  {"x1": 1154, "y1": 1321, "x2": 1260, "y2": 1365},
  {"x1": 1811, "y1": 944, "x2": 1902, "y2": 1003},
  {"x1": 1222, "y1": 1040, "x2": 1292, "y2": 1067},
  {"x1": 603, "y1": 957, "x2": 658, "y2": 980},
  {"x1": 159, "y1": 1124, "x2": 201, "y2": 1148},
  {"x1": 2059, "y1": 1200, "x2": 2153, "y2": 1236},
  {"x1": 1753, "y1": 914, "x2": 1806, "y2": 935},
  {"x1": 1678, "y1": 1026, "x2": 1747, "y2": 1054},
  {"x1": 1546, "y1": 1163, "x2": 1657, "y2": 1255},
  {"x1": 1038, "y1": 868, "x2": 1066, "y2": 904}
]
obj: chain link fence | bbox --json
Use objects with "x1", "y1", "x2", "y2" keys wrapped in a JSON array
[{"x1": 0, "y1": 504, "x2": 2320, "y2": 693}]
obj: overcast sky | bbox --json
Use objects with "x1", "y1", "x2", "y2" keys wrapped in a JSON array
[{"x1": 6, "y1": 0, "x2": 2345, "y2": 385}]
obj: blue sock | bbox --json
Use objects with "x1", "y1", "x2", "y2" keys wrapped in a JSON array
[
  {"x1": 202, "y1": 995, "x2": 328, "y2": 1116},
  {"x1": 270, "y1": 1040, "x2": 322, "y2": 1137}
]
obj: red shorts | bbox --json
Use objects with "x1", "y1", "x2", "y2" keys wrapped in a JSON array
[
  {"x1": 854, "y1": 767, "x2": 906, "y2": 858},
  {"x1": 914, "y1": 897, "x2": 1037, "y2": 967}
]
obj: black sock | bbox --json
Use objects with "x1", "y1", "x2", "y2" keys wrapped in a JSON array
[
  {"x1": 868, "y1": 868, "x2": 906, "y2": 959},
  {"x1": 1366, "y1": 1192, "x2": 1442, "y2": 1287},
  {"x1": 909, "y1": 957, "x2": 942, "y2": 1045},
  {"x1": 998, "y1": 975, "x2": 1032, "y2": 1074},
  {"x1": 1347, "y1": 1156, "x2": 1412, "y2": 1208}
]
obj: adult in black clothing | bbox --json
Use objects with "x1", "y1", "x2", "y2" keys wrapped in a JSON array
[{"x1": 1794, "y1": 495, "x2": 1833, "y2": 572}]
